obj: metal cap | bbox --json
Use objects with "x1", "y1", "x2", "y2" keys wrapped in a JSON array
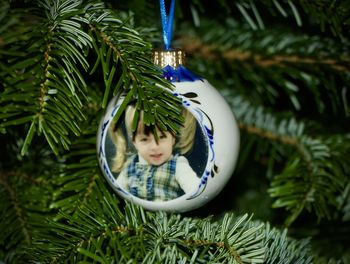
[{"x1": 152, "y1": 49, "x2": 185, "y2": 68}]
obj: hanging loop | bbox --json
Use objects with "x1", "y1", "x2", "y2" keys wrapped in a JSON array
[{"x1": 159, "y1": 0, "x2": 175, "y2": 50}]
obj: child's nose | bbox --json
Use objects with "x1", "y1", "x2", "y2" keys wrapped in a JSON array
[{"x1": 150, "y1": 139, "x2": 159, "y2": 148}]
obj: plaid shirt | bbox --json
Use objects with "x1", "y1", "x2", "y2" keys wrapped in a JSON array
[{"x1": 118, "y1": 154, "x2": 185, "y2": 201}]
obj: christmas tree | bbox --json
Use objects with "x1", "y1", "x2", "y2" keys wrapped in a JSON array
[{"x1": 1, "y1": 0, "x2": 349, "y2": 263}]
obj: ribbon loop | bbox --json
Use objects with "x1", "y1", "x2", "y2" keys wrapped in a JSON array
[{"x1": 159, "y1": 0, "x2": 175, "y2": 50}]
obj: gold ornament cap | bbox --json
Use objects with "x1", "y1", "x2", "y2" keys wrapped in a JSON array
[{"x1": 152, "y1": 49, "x2": 185, "y2": 68}]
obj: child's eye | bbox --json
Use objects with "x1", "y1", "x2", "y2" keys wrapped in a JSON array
[
  {"x1": 159, "y1": 132, "x2": 167, "y2": 139},
  {"x1": 140, "y1": 137, "x2": 148, "y2": 142}
]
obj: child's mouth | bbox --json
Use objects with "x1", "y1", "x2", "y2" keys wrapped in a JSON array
[{"x1": 151, "y1": 154, "x2": 162, "y2": 159}]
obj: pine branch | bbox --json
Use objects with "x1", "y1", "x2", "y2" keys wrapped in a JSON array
[
  {"x1": 40, "y1": 100, "x2": 267, "y2": 262},
  {"x1": 190, "y1": 0, "x2": 349, "y2": 36},
  {"x1": 1, "y1": 1, "x2": 186, "y2": 157},
  {"x1": 263, "y1": 224, "x2": 313, "y2": 264},
  {"x1": 0, "y1": 167, "x2": 54, "y2": 263},
  {"x1": 86, "y1": 6, "x2": 184, "y2": 135},
  {"x1": 291, "y1": 0, "x2": 350, "y2": 36},
  {"x1": 341, "y1": 182, "x2": 350, "y2": 221},
  {"x1": 268, "y1": 135, "x2": 350, "y2": 226},
  {"x1": 179, "y1": 19, "x2": 350, "y2": 116},
  {"x1": 50, "y1": 114, "x2": 102, "y2": 219},
  {"x1": 223, "y1": 93, "x2": 350, "y2": 225},
  {"x1": 1, "y1": 0, "x2": 93, "y2": 155},
  {"x1": 0, "y1": 171, "x2": 31, "y2": 252},
  {"x1": 1, "y1": 1, "x2": 350, "y2": 263},
  {"x1": 30, "y1": 185, "x2": 319, "y2": 263}
]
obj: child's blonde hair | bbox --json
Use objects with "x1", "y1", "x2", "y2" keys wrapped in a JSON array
[{"x1": 109, "y1": 104, "x2": 196, "y2": 173}]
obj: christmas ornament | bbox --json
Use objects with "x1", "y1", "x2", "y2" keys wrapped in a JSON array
[{"x1": 97, "y1": 0, "x2": 239, "y2": 212}]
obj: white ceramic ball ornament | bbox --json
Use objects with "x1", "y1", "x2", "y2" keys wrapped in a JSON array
[{"x1": 97, "y1": 50, "x2": 239, "y2": 212}]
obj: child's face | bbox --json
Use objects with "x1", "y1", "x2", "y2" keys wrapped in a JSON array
[{"x1": 133, "y1": 130, "x2": 175, "y2": 166}]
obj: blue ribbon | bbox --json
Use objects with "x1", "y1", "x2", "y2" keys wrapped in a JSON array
[
  {"x1": 158, "y1": 0, "x2": 202, "y2": 82},
  {"x1": 159, "y1": 0, "x2": 175, "y2": 50},
  {"x1": 163, "y1": 65, "x2": 202, "y2": 82}
]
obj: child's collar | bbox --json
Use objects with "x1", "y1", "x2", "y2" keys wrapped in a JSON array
[
  {"x1": 137, "y1": 154, "x2": 175, "y2": 165},
  {"x1": 137, "y1": 154, "x2": 148, "y2": 165}
]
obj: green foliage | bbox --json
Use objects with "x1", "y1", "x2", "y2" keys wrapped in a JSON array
[
  {"x1": 0, "y1": 135, "x2": 56, "y2": 263},
  {"x1": 30, "y1": 181, "x2": 313, "y2": 264},
  {"x1": 50, "y1": 116, "x2": 101, "y2": 219},
  {"x1": 189, "y1": 0, "x2": 350, "y2": 37},
  {"x1": 87, "y1": 6, "x2": 183, "y2": 131},
  {"x1": 263, "y1": 224, "x2": 313, "y2": 264},
  {"x1": 0, "y1": 0, "x2": 183, "y2": 156},
  {"x1": 181, "y1": 18, "x2": 350, "y2": 117},
  {"x1": 1, "y1": 0, "x2": 350, "y2": 263},
  {"x1": 1, "y1": 0, "x2": 92, "y2": 154},
  {"x1": 224, "y1": 93, "x2": 350, "y2": 226}
]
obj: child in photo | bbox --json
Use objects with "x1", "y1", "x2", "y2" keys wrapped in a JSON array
[{"x1": 109, "y1": 104, "x2": 200, "y2": 202}]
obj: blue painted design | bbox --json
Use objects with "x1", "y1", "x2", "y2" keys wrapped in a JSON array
[
  {"x1": 98, "y1": 144, "x2": 103, "y2": 158},
  {"x1": 204, "y1": 125, "x2": 215, "y2": 162},
  {"x1": 201, "y1": 173, "x2": 209, "y2": 184},
  {"x1": 163, "y1": 65, "x2": 202, "y2": 82},
  {"x1": 111, "y1": 105, "x2": 119, "y2": 117},
  {"x1": 98, "y1": 120, "x2": 109, "y2": 158},
  {"x1": 99, "y1": 89, "x2": 220, "y2": 202},
  {"x1": 172, "y1": 91, "x2": 219, "y2": 200},
  {"x1": 101, "y1": 120, "x2": 109, "y2": 136},
  {"x1": 98, "y1": 100, "x2": 131, "y2": 197},
  {"x1": 116, "y1": 187, "x2": 129, "y2": 195}
]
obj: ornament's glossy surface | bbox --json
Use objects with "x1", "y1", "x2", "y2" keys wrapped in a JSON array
[{"x1": 97, "y1": 78, "x2": 240, "y2": 212}]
